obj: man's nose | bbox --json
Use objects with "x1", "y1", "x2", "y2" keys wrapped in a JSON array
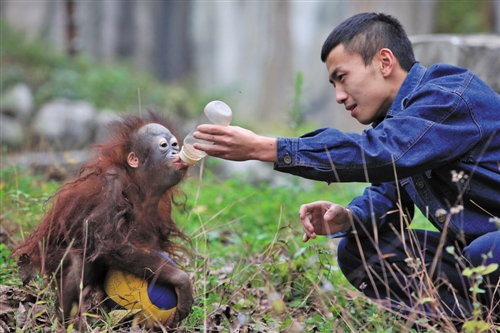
[{"x1": 335, "y1": 88, "x2": 348, "y2": 104}]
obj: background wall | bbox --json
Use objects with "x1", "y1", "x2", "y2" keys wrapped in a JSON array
[{"x1": 1, "y1": 1, "x2": 499, "y2": 133}]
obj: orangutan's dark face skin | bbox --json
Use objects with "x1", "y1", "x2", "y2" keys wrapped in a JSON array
[{"x1": 128, "y1": 123, "x2": 189, "y2": 198}]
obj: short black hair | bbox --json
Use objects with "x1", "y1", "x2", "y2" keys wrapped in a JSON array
[{"x1": 321, "y1": 12, "x2": 416, "y2": 72}]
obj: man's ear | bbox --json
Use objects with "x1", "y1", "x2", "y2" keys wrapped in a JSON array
[
  {"x1": 379, "y1": 48, "x2": 395, "y2": 77},
  {"x1": 127, "y1": 152, "x2": 139, "y2": 168}
]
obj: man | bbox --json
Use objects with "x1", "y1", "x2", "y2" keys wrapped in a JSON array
[{"x1": 193, "y1": 12, "x2": 500, "y2": 325}]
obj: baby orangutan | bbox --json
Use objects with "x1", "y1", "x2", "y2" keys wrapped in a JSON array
[{"x1": 12, "y1": 111, "x2": 193, "y2": 328}]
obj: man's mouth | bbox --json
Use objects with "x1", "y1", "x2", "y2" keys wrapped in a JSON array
[{"x1": 347, "y1": 104, "x2": 357, "y2": 117}]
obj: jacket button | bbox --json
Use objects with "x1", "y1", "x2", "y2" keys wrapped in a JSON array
[
  {"x1": 416, "y1": 181, "x2": 425, "y2": 189},
  {"x1": 284, "y1": 153, "x2": 292, "y2": 165},
  {"x1": 437, "y1": 215, "x2": 446, "y2": 223}
]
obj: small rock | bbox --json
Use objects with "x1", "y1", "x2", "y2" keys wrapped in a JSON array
[
  {"x1": 33, "y1": 99, "x2": 97, "y2": 150},
  {"x1": 1, "y1": 83, "x2": 34, "y2": 121}
]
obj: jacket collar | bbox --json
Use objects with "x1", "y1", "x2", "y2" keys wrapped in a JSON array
[{"x1": 372, "y1": 62, "x2": 426, "y2": 128}]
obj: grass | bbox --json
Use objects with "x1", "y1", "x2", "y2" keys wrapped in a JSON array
[{"x1": 2, "y1": 157, "x2": 465, "y2": 333}]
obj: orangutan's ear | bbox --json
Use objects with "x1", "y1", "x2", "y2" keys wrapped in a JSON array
[{"x1": 127, "y1": 152, "x2": 139, "y2": 168}]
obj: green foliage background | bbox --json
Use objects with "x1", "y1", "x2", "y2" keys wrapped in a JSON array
[
  {"x1": 436, "y1": 0, "x2": 496, "y2": 34},
  {"x1": 0, "y1": 21, "x2": 209, "y2": 119}
]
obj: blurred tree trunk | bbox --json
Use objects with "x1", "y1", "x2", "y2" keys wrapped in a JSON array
[
  {"x1": 494, "y1": 1, "x2": 500, "y2": 34},
  {"x1": 258, "y1": 1, "x2": 293, "y2": 123},
  {"x1": 2, "y1": 0, "x2": 498, "y2": 129},
  {"x1": 116, "y1": 1, "x2": 135, "y2": 58},
  {"x1": 153, "y1": 1, "x2": 193, "y2": 81},
  {"x1": 76, "y1": 1, "x2": 192, "y2": 82}
]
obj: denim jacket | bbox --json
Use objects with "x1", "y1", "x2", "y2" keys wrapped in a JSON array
[{"x1": 274, "y1": 63, "x2": 500, "y2": 244}]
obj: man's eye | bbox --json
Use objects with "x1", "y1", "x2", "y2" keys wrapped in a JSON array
[{"x1": 338, "y1": 74, "x2": 345, "y2": 81}]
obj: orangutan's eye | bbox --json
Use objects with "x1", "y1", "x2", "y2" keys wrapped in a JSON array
[
  {"x1": 159, "y1": 139, "x2": 168, "y2": 148},
  {"x1": 171, "y1": 138, "x2": 178, "y2": 147}
]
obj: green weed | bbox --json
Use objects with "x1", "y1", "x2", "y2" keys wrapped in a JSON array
[{"x1": 2, "y1": 162, "x2": 499, "y2": 331}]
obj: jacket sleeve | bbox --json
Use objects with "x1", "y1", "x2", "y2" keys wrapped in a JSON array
[
  {"x1": 274, "y1": 85, "x2": 481, "y2": 184},
  {"x1": 341, "y1": 181, "x2": 415, "y2": 238}
]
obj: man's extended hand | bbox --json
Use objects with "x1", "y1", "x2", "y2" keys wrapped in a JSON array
[
  {"x1": 193, "y1": 125, "x2": 278, "y2": 162},
  {"x1": 299, "y1": 201, "x2": 352, "y2": 242}
]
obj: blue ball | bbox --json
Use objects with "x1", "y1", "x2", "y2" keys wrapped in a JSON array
[
  {"x1": 147, "y1": 282, "x2": 177, "y2": 310},
  {"x1": 148, "y1": 251, "x2": 178, "y2": 309}
]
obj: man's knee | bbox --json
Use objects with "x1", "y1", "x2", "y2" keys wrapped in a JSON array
[
  {"x1": 337, "y1": 237, "x2": 362, "y2": 288},
  {"x1": 337, "y1": 236, "x2": 370, "y2": 284},
  {"x1": 337, "y1": 237, "x2": 358, "y2": 271},
  {"x1": 464, "y1": 231, "x2": 500, "y2": 278}
]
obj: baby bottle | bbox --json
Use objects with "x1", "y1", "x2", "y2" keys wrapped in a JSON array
[{"x1": 179, "y1": 100, "x2": 233, "y2": 165}]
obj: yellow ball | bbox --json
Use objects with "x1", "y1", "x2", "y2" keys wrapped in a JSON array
[{"x1": 104, "y1": 268, "x2": 177, "y2": 324}]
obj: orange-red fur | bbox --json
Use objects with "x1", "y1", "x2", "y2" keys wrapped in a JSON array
[{"x1": 12, "y1": 111, "x2": 192, "y2": 325}]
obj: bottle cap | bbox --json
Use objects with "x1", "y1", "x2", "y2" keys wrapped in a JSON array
[
  {"x1": 204, "y1": 101, "x2": 233, "y2": 125},
  {"x1": 179, "y1": 146, "x2": 202, "y2": 165}
]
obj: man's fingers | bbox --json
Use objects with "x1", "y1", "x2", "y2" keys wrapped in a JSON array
[
  {"x1": 194, "y1": 142, "x2": 216, "y2": 153},
  {"x1": 298, "y1": 204, "x2": 309, "y2": 219},
  {"x1": 303, "y1": 228, "x2": 316, "y2": 238},
  {"x1": 299, "y1": 206, "x2": 318, "y2": 242},
  {"x1": 197, "y1": 124, "x2": 229, "y2": 135},
  {"x1": 302, "y1": 218, "x2": 316, "y2": 239},
  {"x1": 193, "y1": 131, "x2": 219, "y2": 144}
]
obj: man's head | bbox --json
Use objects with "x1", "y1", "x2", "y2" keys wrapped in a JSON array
[
  {"x1": 321, "y1": 13, "x2": 416, "y2": 125},
  {"x1": 321, "y1": 12, "x2": 416, "y2": 72}
]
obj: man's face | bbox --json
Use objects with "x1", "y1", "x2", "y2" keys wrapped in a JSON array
[{"x1": 326, "y1": 44, "x2": 393, "y2": 125}]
